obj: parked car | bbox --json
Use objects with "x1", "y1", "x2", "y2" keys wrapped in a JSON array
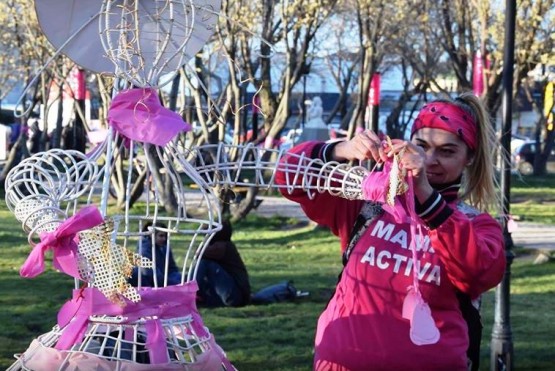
[
  {"x1": 512, "y1": 141, "x2": 555, "y2": 175},
  {"x1": 510, "y1": 134, "x2": 532, "y2": 154}
]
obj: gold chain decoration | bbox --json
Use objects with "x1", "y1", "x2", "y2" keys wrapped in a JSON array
[
  {"x1": 386, "y1": 136, "x2": 409, "y2": 206},
  {"x1": 78, "y1": 218, "x2": 152, "y2": 306}
]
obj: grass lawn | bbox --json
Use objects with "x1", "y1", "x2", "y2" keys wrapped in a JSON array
[
  {"x1": 510, "y1": 174, "x2": 555, "y2": 224},
  {"x1": 0, "y1": 174, "x2": 554, "y2": 370}
]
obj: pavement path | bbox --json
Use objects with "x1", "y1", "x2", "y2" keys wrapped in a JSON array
[{"x1": 252, "y1": 196, "x2": 555, "y2": 251}]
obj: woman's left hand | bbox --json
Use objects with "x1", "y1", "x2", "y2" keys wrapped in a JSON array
[{"x1": 385, "y1": 139, "x2": 434, "y2": 203}]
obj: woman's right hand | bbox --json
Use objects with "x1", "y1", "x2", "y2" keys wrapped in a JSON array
[{"x1": 332, "y1": 130, "x2": 389, "y2": 163}]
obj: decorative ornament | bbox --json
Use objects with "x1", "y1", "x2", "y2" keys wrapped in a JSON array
[
  {"x1": 78, "y1": 218, "x2": 152, "y2": 306},
  {"x1": 385, "y1": 136, "x2": 408, "y2": 206}
]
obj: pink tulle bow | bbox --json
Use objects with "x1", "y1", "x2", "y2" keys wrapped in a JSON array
[
  {"x1": 19, "y1": 205, "x2": 104, "y2": 279},
  {"x1": 108, "y1": 88, "x2": 191, "y2": 146}
]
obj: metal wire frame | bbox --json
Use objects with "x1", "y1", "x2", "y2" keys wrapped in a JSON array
[
  {"x1": 7, "y1": 314, "x2": 224, "y2": 370},
  {"x1": 99, "y1": 0, "x2": 220, "y2": 89},
  {"x1": 190, "y1": 142, "x2": 370, "y2": 201},
  {"x1": 3, "y1": 130, "x2": 230, "y2": 369}
]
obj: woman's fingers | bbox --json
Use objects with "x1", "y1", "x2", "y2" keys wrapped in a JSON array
[
  {"x1": 398, "y1": 143, "x2": 427, "y2": 180},
  {"x1": 362, "y1": 132, "x2": 383, "y2": 162},
  {"x1": 336, "y1": 132, "x2": 418, "y2": 163},
  {"x1": 382, "y1": 140, "x2": 426, "y2": 174},
  {"x1": 350, "y1": 130, "x2": 384, "y2": 162},
  {"x1": 385, "y1": 140, "x2": 423, "y2": 158}
]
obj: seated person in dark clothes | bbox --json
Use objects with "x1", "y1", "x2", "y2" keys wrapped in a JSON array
[
  {"x1": 196, "y1": 220, "x2": 251, "y2": 307},
  {"x1": 130, "y1": 222, "x2": 182, "y2": 287}
]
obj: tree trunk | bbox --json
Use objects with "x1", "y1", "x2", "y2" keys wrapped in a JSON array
[
  {"x1": 144, "y1": 144, "x2": 179, "y2": 215},
  {"x1": 230, "y1": 187, "x2": 260, "y2": 223},
  {"x1": 0, "y1": 125, "x2": 29, "y2": 186},
  {"x1": 52, "y1": 83, "x2": 64, "y2": 149}
]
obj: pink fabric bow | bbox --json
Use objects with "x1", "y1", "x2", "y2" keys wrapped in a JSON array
[
  {"x1": 55, "y1": 283, "x2": 233, "y2": 368},
  {"x1": 361, "y1": 161, "x2": 411, "y2": 224},
  {"x1": 107, "y1": 88, "x2": 191, "y2": 146},
  {"x1": 19, "y1": 205, "x2": 104, "y2": 279}
]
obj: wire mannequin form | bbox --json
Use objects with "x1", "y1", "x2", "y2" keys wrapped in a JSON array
[
  {"x1": 3, "y1": 0, "x2": 241, "y2": 368},
  {"x1": 4, "y1": 125, "x2": 232, "y2": 369},
  {"x1": 5, "y1": 1, "x2": 270, "y2": 370}
]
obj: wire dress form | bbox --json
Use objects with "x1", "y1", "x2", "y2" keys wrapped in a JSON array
[
  {"x1": 4, "y1": 1, "x2": 235, "y2": 370},
  {"x1": 4, "y1": 126, "x2": 229, "y2": 370}
]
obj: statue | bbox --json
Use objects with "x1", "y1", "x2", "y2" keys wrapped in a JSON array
[
  {"x1": 301, "y1": 96, "x2": 329, "y2": 141},
  {"x1": 306, "y1": 96, "x2": 326, "y2": 128}
]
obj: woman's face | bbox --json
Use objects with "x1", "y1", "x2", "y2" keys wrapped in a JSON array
[
  {"x1": 155, "y1": 231, "x2": 168, "y2": 247},
  {"x1": 411, "y1": 127, "x2": 472, "y2": 185}
]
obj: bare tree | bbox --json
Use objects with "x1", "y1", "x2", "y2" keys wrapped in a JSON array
[
  {"x1": 174, "y1": 0, "x2": 339, "y2": 220},
  {"x1": 0, "y1": 0, "x2": 65, "y2": 184},
  {"x1": 435, "y1": 0, "x2": 555, "y2": 173}
]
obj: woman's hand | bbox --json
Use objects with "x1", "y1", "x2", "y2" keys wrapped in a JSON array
[
  {"x1": 386, "y1": 139, "x2": 434, "y2": 203},
  {"x1": 331, "y1": 132, "x2": 434, "y2": 203},
  {"x1": 332, "y1": 130, "x2": 389, "y2": 163}
]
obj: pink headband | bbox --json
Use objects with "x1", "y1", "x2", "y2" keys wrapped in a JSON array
[{"x1": 411, "y1": 102, "x2": 477, "y2": 150}]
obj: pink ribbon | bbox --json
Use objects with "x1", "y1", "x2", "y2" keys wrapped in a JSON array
[
  {"x1": 107, "y1": 88, "x2": 191, "y2": 146},
  {"x1": 55, "y1": 283, "x2": 210, "y2": 365},
  {"x1": 19, "y1": 205, "x2": 104, "y2": 279},
  {"x1": 361, "y1": 161, "x2": 411, "y2": 224},
  {"x1": 362, "y1": 166, "x2": 440, "y2": 345}
]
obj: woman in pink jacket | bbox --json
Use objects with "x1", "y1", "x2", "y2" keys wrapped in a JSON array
[{"x1": 276, "y1": 93, "x2": 505, "y2": 370}]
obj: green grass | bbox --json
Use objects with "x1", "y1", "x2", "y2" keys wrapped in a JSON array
[
  {"x1": 510, "y1": 174, "x2": 555, "y2": 224},
  {"x1": 0, "y1": 174, "x2": 554, "y2": 370}
]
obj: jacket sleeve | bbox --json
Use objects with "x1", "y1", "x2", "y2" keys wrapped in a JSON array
[
  {"x1": 137, "y1": 238, "x2": 153, "y2": 260},
  {"x1": 429, "y1": 210, "x2": 506, "y2": 298},
  {"x1": 274, "y1": 141, "x2": 364, "y2": 251}
]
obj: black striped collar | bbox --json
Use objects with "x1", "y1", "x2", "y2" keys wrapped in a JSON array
[{"x1": 431, "y1": 178, "x2": 461, "y2": 203}]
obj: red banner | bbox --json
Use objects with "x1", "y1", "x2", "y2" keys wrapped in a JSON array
[
  {"x1": 368, "y1": 73, "x2": 381, "y2": 106},
  {"x1": 68, "y1": 67, "x2": 86, "y2": 100},
  {"x1": 472, "y1": 51, "x2": 484, "y2": 96}
]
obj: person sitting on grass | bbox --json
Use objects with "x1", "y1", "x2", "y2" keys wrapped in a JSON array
[
  {"x1": 130, "y1": 222, "x2": 182, "y2": 287},
  {"x1": 196, "y1": 220, "x2": 251, "y2": 307}
]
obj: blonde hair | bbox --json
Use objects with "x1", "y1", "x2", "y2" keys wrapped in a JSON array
[{"x1": 443, "y1": 92, "x2": 500, "y2": 211}]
